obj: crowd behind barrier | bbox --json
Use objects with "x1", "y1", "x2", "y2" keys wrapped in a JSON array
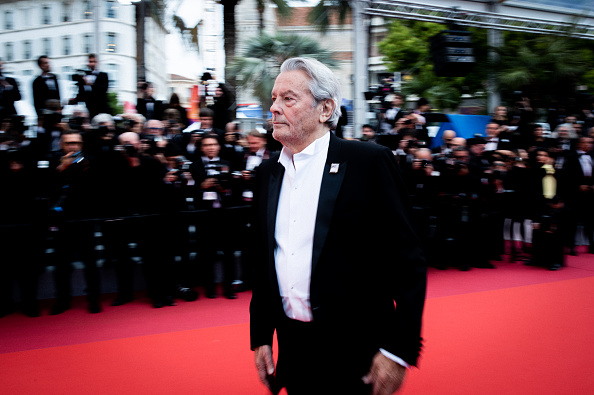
[{"x1": 1, "y1": 56, "x2": 594, "y2": 318}]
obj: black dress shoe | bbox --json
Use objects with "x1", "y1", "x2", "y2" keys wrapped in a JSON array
[
  {"x1": 175, "y1": 287, "x2": 198, "y2": 302},
  {"x1": 50, "y1": 301, "x2": 71, "y2": 315},
  {"x1": 0, "y1": 305, "x2": 15, "y2": 318},
  {"x1": 569, "y1": 248, "x2": 577, "y2": 256},
  {"x1": 22, "y1": 303, "x2": 41, "y2": 318},
  {"x1": 111, "y1": 296, "x2": 133, "y2": 306},
  {"x1": 547, "y1": 263, "x2": 562, "y2": 271},
  {"x1": 224, "y1": 292, "x2": 237, "y2": 300},
  {"x1": 153, "y1": 297, "x2": 176, "y2": 308},
  {"x1": 163, "y1": 296, "x2": 176, "y2": 306},
  {"x1": 88, "y1": 301, "x2": 102, "y2": 314}
]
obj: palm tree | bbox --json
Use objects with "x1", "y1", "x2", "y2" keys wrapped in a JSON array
[
  {"x1": 308, "y1": 0, "x2": 350, "y2": 33},
  {"x1": 228, "y1": 33, "x2": 338, "y2": 118},
  {"x1": 491, "y1": 33, "x2": 590, "y2": 106},
  {"x1": 256, "y1": 0, "x2": 293, "y2": 33}
]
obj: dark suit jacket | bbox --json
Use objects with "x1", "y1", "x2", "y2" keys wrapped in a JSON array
[
  {"x1": 75, "y1": 71, "x2": 109, "y2": 118},
  {"x1": 561, "y1": 151, "x2": 594, "y2": 206},
  {"x1": 250, "y1": 133, "x2": 427, "y2": 368},
  {"x1": 0, "y1": 76, "x2": 21, "y2": 118},
  {"x1": 137, "y1": 97, "x2": 164, "y2": 121},
  {"x1": 32, "y1": 74, "x2": 61, "y2": 115}
]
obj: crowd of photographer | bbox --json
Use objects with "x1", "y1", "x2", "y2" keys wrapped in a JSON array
[
  {"x1": 1, "y1": 53, "x2": 593, "y2": 319},
  {"x1": 363, "y1": 95, "x2": 594, "y2": 274},
  {"x1": 1, "y1": 54, "x2": 271, "y2": 318},
  {"x1": 1, "y1": 101, "x2": 275, "y2": 318}
]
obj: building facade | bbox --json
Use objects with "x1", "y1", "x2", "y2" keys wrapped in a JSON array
[{"x1": 0, "y1": 0, "x2": 167, "y2": 122}]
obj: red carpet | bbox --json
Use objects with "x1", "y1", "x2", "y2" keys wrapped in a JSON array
[{"x1": 1, "y1": 254, "x2": 593, "y2": 394}]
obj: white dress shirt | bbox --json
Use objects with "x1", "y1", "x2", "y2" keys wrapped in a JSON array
[
  {"x1": 275, "y1": 132, "x2": 329, "y2": 322},
  {"x1": 578, "y1": 151, "x2": 592, "y2": 178},
  {"x1": 485, "y1": 137, "x2": 499, "y2": 151}
]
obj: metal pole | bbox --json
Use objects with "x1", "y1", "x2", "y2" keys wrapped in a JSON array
[
  {"x1": 487, "y1": 1, "x2": 502, "y2": 114},
  {"x1": 94, "y1": 0, "x2": 100, "y2": 57},
  {"x1": 136, "y1": 0, "x2": 146, "y2": 83},
  {"x1": 352, "y1": 0, "x2": 368, "y2": 139}
]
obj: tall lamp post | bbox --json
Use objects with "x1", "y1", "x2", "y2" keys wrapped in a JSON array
[{"x1": 131, "y1": 0, "x2": 146, "y2": 83}]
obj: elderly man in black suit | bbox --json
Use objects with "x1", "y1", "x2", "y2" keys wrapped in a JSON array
[
  {"x1": 250, "y1": 57, "x2": 427, "y2": 395},
  {"x1": 32, "y1": 56, "x2": 61, "y2": 117}
]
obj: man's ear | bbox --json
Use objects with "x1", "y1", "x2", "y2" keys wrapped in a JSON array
[{"x1": 319, "y1": 99, "x2": 335, "y2": 124}]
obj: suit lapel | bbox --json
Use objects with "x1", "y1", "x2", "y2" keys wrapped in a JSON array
[
  {"x1": 267, "y1": 161, "x2": 284, "y2": 284},
  {"x1": 312, "y1": 134, "x2": 346, "y2": 273}
]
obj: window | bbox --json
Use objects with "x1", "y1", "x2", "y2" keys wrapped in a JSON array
[
  {"x1": 22, "y1": 40, "x2": 32, "y2": 60},
  {"x1": 42, "y1": 37, "x2": 51, "y2": 56},
  {"x1": 83, "y1": 0, "x2": 92, "y2": 19},
  {"x1": 106, "y1": 0, "x2": 118, "y2": 19},
  {"x1": 5, "y1": 42, "x2": 14, "y2": 61},
  {"x1": 5, "y1": 11, "x2": 14, "y2": 30},
  {"x1": 83, "y1": 33, "x2": 93, "y2": 54},
  {"x1": 22, "y1": 69, "x2": 34, "y2": 76},
  {"x1": 62, "y1": 1, "x2": 71, "y2": 22},
  {"x1": 22, "y1": 8, "x2": 30, "y2": 28},
  {"x1": 63, "y1": 36, "x2": 71, "y2": 56},
  {"x1": 42, "y1": 5, "x2": 52, "y2": 25},
  {"x1": 106, "y1": 32, "x2": 116, "y2": 53},
  {"x1": 106, "y1": 63, "x2": 119, "y2": 89}
]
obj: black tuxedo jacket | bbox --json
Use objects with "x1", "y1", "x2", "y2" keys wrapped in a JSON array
[
  {"x1": 137, "y1": 97, "x2": 164, "y2": 121},
  {"x1": 250, "y1": 133, "x2": 427, "y2": 367},
  {"x1": 32, "y1": 74, "x2": 61, "y2": 115},
  {"x1": 0, "y1": 76, "x2": 21, "y2": 117},
  {"x1": 561, "y1": 151, "x2": 594, "y2": 203},
  {"x1": 76, "y1": 71, "x2": 109, "y2": 117}
]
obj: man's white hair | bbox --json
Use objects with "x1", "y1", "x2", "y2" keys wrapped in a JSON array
[
  {"x1": 280, "y1": 57, "x2": 342, "y2": 129},
  {"x1": 91, "y1": 113, "x2": 114, "y2": 128}
]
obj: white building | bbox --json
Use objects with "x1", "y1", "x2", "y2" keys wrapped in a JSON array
[{"x1": 0, "y1": 0, "x2": 168, "y2": 122}]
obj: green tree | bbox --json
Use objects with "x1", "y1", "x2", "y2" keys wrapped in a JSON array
[
  {"x1": 492, "y1": 32, "x2": 594, "y2": 108},
  {"x1": 228, "y1": 33, "x2": 337, "y2": 118},
  {"x1": 107, "y1": 92, "x2": 123, "y2": 115},
  {"x1": 378, "y1": 20, "x2": 488, "y2": 110}
]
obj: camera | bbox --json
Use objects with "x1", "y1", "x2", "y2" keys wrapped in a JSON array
[{"x1": 71, "y1": 69, "x2": 87, "y2": 83}]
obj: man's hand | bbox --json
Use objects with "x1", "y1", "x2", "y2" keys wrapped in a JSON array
[
  {"x1": 362, "y1": 352, "x2": 407, "y2": 395},
  {"x1": 254, "y1": 345, "x2": 278, "y2": 394}
]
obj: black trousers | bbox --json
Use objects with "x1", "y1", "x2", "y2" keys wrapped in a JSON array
[
  {"x1": 275, "y1": 316, "x2": 373, "y2": 395},
  {"x1": 53, "y1": 221, "x2": 100, "y2": 303},
  {"x1": 0, "y1": 224, "x2": 43, "y2": 312}
]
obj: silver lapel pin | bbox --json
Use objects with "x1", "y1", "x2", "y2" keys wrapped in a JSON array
[{"x1": 330, "y1": 163, "x2": 340, "y2": 174}]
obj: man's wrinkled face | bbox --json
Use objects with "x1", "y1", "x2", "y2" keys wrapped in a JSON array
[{"x1": 270, "y1": 70, "x2": 323, "y2": 149}]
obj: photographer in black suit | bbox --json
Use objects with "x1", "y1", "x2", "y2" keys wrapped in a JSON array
[
  {"x1": 136, "y1": 82, "x2": 164, "y2": 121},
  {"x1": 69, "y1": 54, "x2": 109, "y2": 118},
  {"x1": 48, "y1": 131, "x2": 101, "y2": 315},
  {"x1": 191, "y1": 133, "x2": 238, "y2": 299},
  {"x1": 0, "y1": 59, "x2": 21, "y2": 120},
  {"x1": 32, "y1": 56, "x2": 61, "y2": 117}
]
